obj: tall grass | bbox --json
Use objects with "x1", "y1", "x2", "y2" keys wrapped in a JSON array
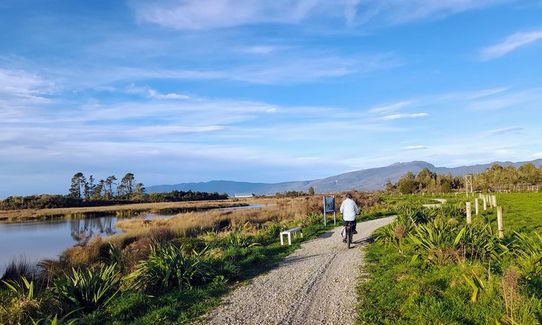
[
  {"x1": 361, "y1": 193, "x2": 542, "y2": 324},
  {"x1": 53, "y1": 264, "x2": 122, "y2": 312},
  {"x1": 127, "y1": 242, "x2": 213, "y2": 293}
]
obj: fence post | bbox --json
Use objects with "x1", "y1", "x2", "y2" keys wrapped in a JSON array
[
  {"x1": 483, "y1": 196, "x2": 487, "y2": 211},
  {"x1": 492, "y1": 195, "x2": 497, "y2": 208},
  {"x1": 497, "y1": 206, "x2": 504, "y2": 239},
  {"x1": 466, "y1": 202, "x2": 472, "y2": 224},
  {"x1": 475, "y1": 198, "x2": 479, "y2": 216},
  {"x1": 323, "y1": 196, "x2": 327, "y2": 226}
]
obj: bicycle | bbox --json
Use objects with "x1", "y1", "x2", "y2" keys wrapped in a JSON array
[{"x1": 343, "y1": 221, "x2": 355, "y2": 249}]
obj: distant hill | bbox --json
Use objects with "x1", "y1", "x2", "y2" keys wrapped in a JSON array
[{"x1": 146, "y1": 159, "x2": 542, "y2": 195}]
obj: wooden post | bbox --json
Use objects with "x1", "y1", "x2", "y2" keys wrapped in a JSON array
[
  {"x1": 323, "y1": 196, "x2": 327, "y2": 226},
  {"x1": 466, "y1": 202, "x2": 472, "y2": 224},
  {"x1": 475, "y1": 198, "x2": 479, "y2": 216},
  {"x1": 497, "y1": 206, "x2": 504, "y2": 239}
]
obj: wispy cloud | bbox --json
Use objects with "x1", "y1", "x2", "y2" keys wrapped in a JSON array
[
  {"x1": 369, "y1": 100, "x2": 413, "y2": 114},
  {"x1": 380, "y1": 112, "x2": 429, "y2": 121},
  {"x1": 352, "y1": 0, "x2": 509, "y2": 26},
  {"x1": 131, "y1": 0, "x2": 509, "y2": 30},
  {"x1": 466, "y1": 88, "x2": 542, "y2": 110},
  {"x1": 483, "y1": 127, "x2": 523, "y2": 137},
  {"x1": 126, "y1": 84, "x2": 191, "y2": 100},
  {"x1": 239, "y1": 45, "x2": 280, "y2": 55},
  {"x1": 66, "y1": 53, "x2": 400, "y2": 85},
  {"x1": 0, "y1": 68, "x2": 55, "y2": 105},
  {"x1": 132, "y1": 0, "x2": 327, "y2": 30},
  {"x1": 480, "y1": 29, "x2": 542, "y2": 60},
  {"x1": 404, "y1": 145, "x2": 428, "y2": 150}
]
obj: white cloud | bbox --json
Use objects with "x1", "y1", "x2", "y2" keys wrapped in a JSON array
[
  {"x1": 480, "y1": 29, "x2": 542, "y2": 60},
  {"x1": 240, "y1": 45, "x2": 279, "y2": 55},
  {"x1": 404, "y1": 145, "x2": 427, "y2": 150},
  {"x1": 483, "y1": 127, "x2": 523, "y2": 137},
  {"x1": 126, "y1": 84, "x2": 191, "y2": 100},
  {"x1": 466, "y1": 88, "x2": 542, "y2": 111},
  {"x1": 369, "y1": 100, "x2": 413, "y2": 114},
  {"x1": 0, "y1": 68, "x2": 54, "y2": 105},
  {"x1": 86, "y1": 53, "x2": 399, "y2": 85},
  {"x1": 380, "y1": 112, "x2": 429, "y2": 120},
  {"x1": 353, "y1": 0, "x2": 509, "y2": 26},
  {"x1": 532, "y1": 152, "x2": 542, "y2": 159},
  {"x1": 132, "y1": 0, "x2": 325, "y2": 30},
  {"x1": 131, "y1": 0, "x2": 508, "y2": 30}
]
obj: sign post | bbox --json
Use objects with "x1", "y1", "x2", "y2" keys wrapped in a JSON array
[{"x1": 323, "y1": 196, "x2": 336, "y2": 226}]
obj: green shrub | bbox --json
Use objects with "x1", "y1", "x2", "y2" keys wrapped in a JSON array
[
  {"x1": 127, "y1": 243, "x2": 213, "y2": 293},
  {"x1": 513, "y1": 232, "x2": 542, "y2": 280},
  {"x1": 1, "y1": 259, "x2": 34, "y2": 282},
  {"x1": 1, "y1": 277, "x2": 43, "y2": 324},
  {"x1": 53, "y1": 264, "x2": 121, "y2": 312}
]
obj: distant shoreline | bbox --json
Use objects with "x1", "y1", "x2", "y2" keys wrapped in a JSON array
[{"x1": 0, "y1": 199, "x2": 250, "y2": 223}]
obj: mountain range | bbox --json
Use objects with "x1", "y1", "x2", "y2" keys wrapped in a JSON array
[{"x1": 146, "y1": 159, "x2": 542, "y2": 195}]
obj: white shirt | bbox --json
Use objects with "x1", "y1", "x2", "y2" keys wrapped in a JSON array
[{"x1": 340, "y1": 198, "x2": 359, "y2": 221}]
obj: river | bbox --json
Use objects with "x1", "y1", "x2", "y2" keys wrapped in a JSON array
[{"x1": 0, "y1": 204, "x2": 265, "y2": 275}]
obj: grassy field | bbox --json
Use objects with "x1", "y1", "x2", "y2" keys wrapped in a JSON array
[
  {"x1": 1, "y1": 193, "x2": 387, "y2": 324},
  {"x1": 358, "y1": 192, "x2": 542, "y2": 324},
  {"x1": 0, "y1": 199, "x2": 251, "y2": 222}
]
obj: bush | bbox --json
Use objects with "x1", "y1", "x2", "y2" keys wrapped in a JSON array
[
  {"x1": 127, "y1": 243, "x2": 213, "y2": 293},
  {"x1": 53, "y1": 264, "x2": 121, "y2": 312},
  {"x1": 1, "y1": 258, "x2": 35, "y2": 282},
  {"x1": 1, "y1": 277, "x2": 43, "y2": 324}
]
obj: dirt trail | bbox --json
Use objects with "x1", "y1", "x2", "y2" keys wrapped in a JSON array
[
  {"x1": 422, "y1": 198, "x2": 447, "y2": 208},
  {"x1": 194, "y1": 216, "x2": 395, "y2": 325}
]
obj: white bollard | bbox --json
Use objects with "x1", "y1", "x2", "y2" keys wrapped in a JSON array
[
  {"x1": 475, "y1": 198, "x2": 479, "y2": 216},
  {"x1": 466, "y1": 202, "x2": 472, "y2": 224},
  {"x1": 497, "y1": 207, "x2": 504, "y2": 239}
]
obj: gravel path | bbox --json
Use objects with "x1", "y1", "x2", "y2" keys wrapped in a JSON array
[{"x1": 194, "y1": 216, "x2": 395, "y2": 325}]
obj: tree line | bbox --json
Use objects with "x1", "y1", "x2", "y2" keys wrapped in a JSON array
[
  {"x1": 0, "y1": 172, "x2": 228, "y2": 210},
  {"x1": 387, "y1": 163, "x2": 542, "y2": 194},
  {"x1": 69, "y1": 172, "x2": 144, "y2": 200}
]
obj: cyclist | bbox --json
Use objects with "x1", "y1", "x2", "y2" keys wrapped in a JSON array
[{"x1": 340, "y1": 193, "x2": 359, "y2": 242}]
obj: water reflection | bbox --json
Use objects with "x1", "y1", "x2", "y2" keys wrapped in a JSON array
[
  {"x1": 0, "y1": 215, "x2": 125, "y2": 274},
  {"x1": 69, "y1": 217, "x2": 117, "y2": 242},
  {"x1": 0, "y1": 204, "x2": 263, "y2": 274}
]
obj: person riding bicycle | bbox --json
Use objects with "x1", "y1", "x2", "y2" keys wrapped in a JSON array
[{"x1": 340, "y1": 193, "x2": 359, "y2": 242}]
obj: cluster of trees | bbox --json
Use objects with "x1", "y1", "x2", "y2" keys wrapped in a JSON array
[
  {"x1": 274, "y1": 187, "x2": 315, "y2": 198},
  {"x1": 473, "y1": 163, "x2": 542, "y2": 192},
  {"x1": 387, "y1": 163, "x2": 542, "y2": 194},
  {"x1": 0, "y1": 172, "x2": 228, "y2": 210},
  {"x1": 386, "y1": 169, "x2": 463, "y2": 194},
  {"x1": 145, "y1": 190, "x2": 227, "y2": 202},
  {"x1": 69, "y1": 172, "x2": 145, "y2": 201}
]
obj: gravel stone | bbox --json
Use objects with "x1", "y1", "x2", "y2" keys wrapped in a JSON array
[{"x1": 194, "y1": 217, "x2": 395, "y2": 325}]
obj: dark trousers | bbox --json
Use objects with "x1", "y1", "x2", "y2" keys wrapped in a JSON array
[{"x1": 343, "y1": 220, "x2": 357, "y2": 233}]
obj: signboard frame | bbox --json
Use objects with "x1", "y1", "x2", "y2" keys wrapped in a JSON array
[{"x1": 323, "y1": 196, "x2": 336, "y2": 226}]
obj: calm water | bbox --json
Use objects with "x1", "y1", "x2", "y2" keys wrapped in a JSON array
[{"x1": 0, "y1": 204, "x2": 264, "y2": 274}]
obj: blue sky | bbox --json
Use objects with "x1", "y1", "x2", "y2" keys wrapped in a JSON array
[{"x1": 1, "y1": 0, "x2": 542, "y2": 197}]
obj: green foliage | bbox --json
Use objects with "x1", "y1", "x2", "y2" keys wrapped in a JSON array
[
  {"x1": 223, "y1": 231, "x2": 261, "y2": 249},
  {"x1": 0, "y1": 276, "x2": 44, "y2": 325},
  {"x1": 360, "y1": 193, "x2": 542, "y2": 324},
  {"x1": 127, "y1": 243, "x2": 214, "y2": 293},
  {"x1": 513, "y1": 231, "x2": 542, "y2": 279},
  {"x1": 2, "y1": 276, "x2": 35, "y2": 301},
  {"x1": 1, "y1": 258, "x2": 34, "y2": 282},
  {"x1": 1, "y1": 204, "x2": 333, "y2": 324},
  {"x1": 53, "y1": 264, "x2": 121, "y2": 312}
]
